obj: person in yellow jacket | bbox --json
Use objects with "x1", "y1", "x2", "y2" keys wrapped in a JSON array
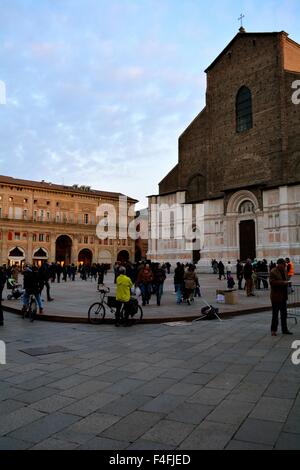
[{"x1": 115, "y1": 266, "x2": 133, "y2": 326}]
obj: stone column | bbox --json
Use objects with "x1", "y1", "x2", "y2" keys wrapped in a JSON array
[
  {"x1": 1, "y1": 229, "x2": 8, "y2": 265},
  {"x1": 72, "y1": 236, "x2": 78, "y2": 265},
  {"x1": 27, "y1": 233, "x2": 33, "y2": 264},
  {"x1": 50, "y1": 235, "x2": 56, "y2": 263}
]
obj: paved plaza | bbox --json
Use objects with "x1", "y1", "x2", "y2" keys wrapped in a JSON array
[
  {"x1": 0, "y1": 302, "x2": 300, "y2": 450},
  {"x1": 3, "y1": 273, "x2": 300, "y2": 322}
]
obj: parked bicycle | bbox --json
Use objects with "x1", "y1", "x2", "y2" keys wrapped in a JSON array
[{"x1": 88, "y1": 285, "x2": 143, "y2": 324}]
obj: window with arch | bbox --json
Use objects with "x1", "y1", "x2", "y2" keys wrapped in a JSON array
[{"x1": 236, "y1": 86, "x2": 253, "y2": 133}]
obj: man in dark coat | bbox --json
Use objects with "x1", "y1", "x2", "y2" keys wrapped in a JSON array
[
  {"x1": 39, "y1": 262, "x2": 54, "y2": 302},
  {"x1": 0, "y1": 266, "x2": 6, "y2": 326},
  {"x1": 243, "y1": 259, "x2": 254, "y2": 297},
  {"x1": 270, "y1": 259, "x2": 293, "y2": 337}
]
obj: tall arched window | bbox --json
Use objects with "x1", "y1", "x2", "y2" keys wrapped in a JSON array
[{"x1": 236, "y1": 86, "x2": 253, "y2": 133}]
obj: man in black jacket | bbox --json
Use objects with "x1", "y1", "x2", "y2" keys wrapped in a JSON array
[
  {"x1": 22, "y1": 265, "x2": 44, "y2": 319},
  {"x1": 244, "y1": 259, "x2": 254, "y2": 297},
  {"x1": 39, "y1": 262, "x2": 54, "y2": 302},
  {"x1": 0, "y1": 266, "x2": 6, "y2": 326},
  {"x1": 174, "y1": 262, "x2": 185, "y2": 304}
]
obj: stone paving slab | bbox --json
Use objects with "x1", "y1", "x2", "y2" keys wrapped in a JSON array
[{"x1": 0, "y1": 310, "x2": 299, "y2": 450}]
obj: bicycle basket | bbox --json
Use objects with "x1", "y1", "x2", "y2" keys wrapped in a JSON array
[{"x1": 107, "y1": 296, "x2": 118, "y2": 308}]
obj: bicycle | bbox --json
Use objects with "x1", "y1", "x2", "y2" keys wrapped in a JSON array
[
  {"x1": 22, "y1": 294, "x2": 38, "y2": 323},
  {"x1": 88, "y1": 286, "x2": 143, "y2": 324}
]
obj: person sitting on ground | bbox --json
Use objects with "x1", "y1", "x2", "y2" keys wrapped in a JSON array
[
  {"x1": 227, "y1": 274, "x2": 235, "y2": 290},
  {"x1": 115, "y1": 266, "x2": 133, "y2": 327}
]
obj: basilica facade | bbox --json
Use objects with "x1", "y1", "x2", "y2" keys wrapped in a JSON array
[{"x1": 148, "y1": 29, "x2": 300, "y2": 270}]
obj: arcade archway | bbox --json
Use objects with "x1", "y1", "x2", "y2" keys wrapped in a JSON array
[
  {"x1": 8, "y1": 247, "x2": 25, "y2": 266},
  {"x1": 78, "y1": 249, "x2": 93, "y2": 266},
  {"x1": 56, "y1": 235, "x2": 72, "y2": 265}
]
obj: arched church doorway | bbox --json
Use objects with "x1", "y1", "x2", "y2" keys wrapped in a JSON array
[
  {"x1": 135, "y1": 247, "x2": 142, "y2": 263},
  {"x1": 78, "y1": 249, "x2": 93, "y2": 266},
  {"x1": 56, "y1": 235, "x2": 72, "y2": 265},
  {"x1": 239, "y1": 220, "x2": 256, "y2": 262},
  {"x1": 117, "y1": 250, "x2": 130, "y2": 263}
]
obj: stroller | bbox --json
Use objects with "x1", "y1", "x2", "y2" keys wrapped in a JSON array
[{"x1": 6, "y1": 278, "x2": 24, "y2": 300}]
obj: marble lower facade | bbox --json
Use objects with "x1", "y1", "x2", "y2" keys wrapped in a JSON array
[{"x1": 147, "y1": 185, "x2": 300, "y2": 272}]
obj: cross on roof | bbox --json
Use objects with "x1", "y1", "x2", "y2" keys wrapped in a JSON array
[{"x1": 238, "y1": 13, "x2": 245, "y2": 27}]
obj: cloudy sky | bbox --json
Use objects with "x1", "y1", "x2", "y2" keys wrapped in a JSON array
[{"x1": 0, "y1": 0, "x2": 299, "y2": 208}]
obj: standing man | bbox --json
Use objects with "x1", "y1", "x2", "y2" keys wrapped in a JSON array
[
  {"x1": 236, "y1": 260, "x2": 244, "y2": 290},
  {"x1": 226, "y1": 261, "x2": 232, "y2": 280},
  {"x1": 152, "y1": 263, "x2": 166, "y2": 306},
  {"x1": 244, "y1": 259, "x2": 254, "y2": 297},
  {"x1": 39, "y1": 262, "x2": 54, "y2": 302},
  {"x1": 174, "y1": 262, "x2": 185, "y2": 305},
  {"x1": 218, "y1": 261, "x2": 226, "y2": 280},
  {"x1": 270, "y1": 259, "x2": 293, "y2": 337},
  {"x1": 0, "y1": 266, "x2": 6, "y2": 326}
]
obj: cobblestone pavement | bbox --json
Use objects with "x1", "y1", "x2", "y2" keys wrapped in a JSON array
[
  {"x1": 0, "y1": 310, "x2": 299, "y2": 450},
  {"x1": 3, "y1": 274, "x2": 300, "y2": 321}
]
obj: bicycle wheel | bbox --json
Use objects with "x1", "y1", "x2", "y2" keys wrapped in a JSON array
[
  {"x1": 88, "y1": 303, "x2": 106, "y2": 324},
  {"x1": 29, "y1": 298, "x2": 37, "y2": 322}
]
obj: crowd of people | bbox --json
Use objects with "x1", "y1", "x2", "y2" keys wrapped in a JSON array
[
  {"x1": 0, "y1": 261, "x2": 110, "y2": 323},
  {"x1": 211, "y1": 258, "x2": 295, "y2": 297},
  {"x1": 0, "y1": 256, "x2": 297, "y2": 336}
]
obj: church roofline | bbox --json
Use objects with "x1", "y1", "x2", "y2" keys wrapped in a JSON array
[
  {"x1": 204, "y1": 31, "x2": 288, "y2": 73},
  {"x1": 179, "y1": 108, "x2": 207, "y2": 139}
]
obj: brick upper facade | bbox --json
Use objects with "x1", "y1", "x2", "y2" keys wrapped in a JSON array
[{"x1": 159, "y1": 31, "x2": 300, "y2": 201}]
